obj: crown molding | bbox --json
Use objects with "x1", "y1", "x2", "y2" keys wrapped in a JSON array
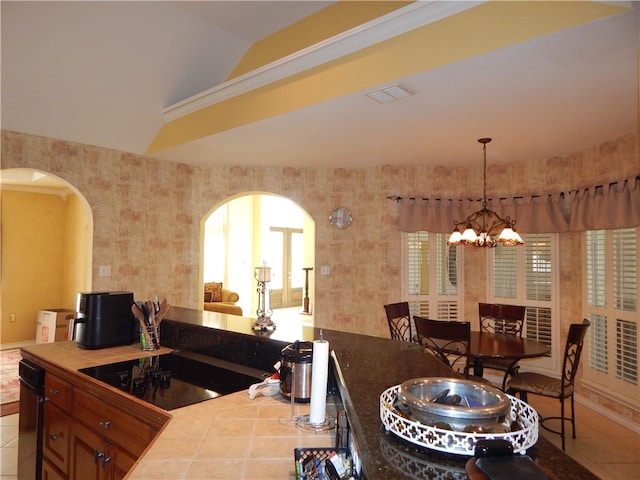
[{"x1": 162, "y1": 1, "x2": 482, "y2": 122}]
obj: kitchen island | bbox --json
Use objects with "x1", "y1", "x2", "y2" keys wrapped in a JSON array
[{"x1": 20, "y1": 307, "x2": 600, "y2": 480}]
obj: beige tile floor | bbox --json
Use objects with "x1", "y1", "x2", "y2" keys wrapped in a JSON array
[
  {"x1": 2, "y1": 394, "x2": 639, "y2": 479},
  {"x1": 0, "y1": 413, "x2": 18, "y2": 479},
  {"x1": 526, "y1": 395, "x2": 640, "y2": 480}
]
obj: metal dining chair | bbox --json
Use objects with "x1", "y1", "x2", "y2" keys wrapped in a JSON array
[
  {"x1": 478, "y1": 303, "x2": 527, "y2": 390},
  {"x1": 383, "y1": 302, "x2": 412, "y2": 342},
  {"x1": 506, "y1": 319, "x2": 590, "y2": 451},
  {"x1": 413, "y1": 316, "x2": 490, "y2": 384}
]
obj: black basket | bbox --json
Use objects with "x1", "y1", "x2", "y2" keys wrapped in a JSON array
[{"x1": 294, "y1": 447, "x2": 356, "y2": 479}]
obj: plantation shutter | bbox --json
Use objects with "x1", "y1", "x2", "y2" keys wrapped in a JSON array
[
  {"x1": 586, "y1": 230, "x2": 606, "y2": 307},
  {"x1": 405, "y1": 232, "x2": 461, "y2": 321},
  {"x1": 493, "y1": 246, "x2": 516, "y2": 299},
  {"x1": 613, "y1": 228, "x2": 638, "y2": 385},
  {"x1": 584, "y1": 227, "x2": 639, "y2": 403},
  {"x1": 524, "y1": 234, "x2": 553, "y2": 348},
  {"x1": 588, "y1": 314, "x2": 608, "y2": 373},
  {"x1": 525, "y1": 234, "x2": 552, "y2": 302},
  {"x1": 616, "y1": 320, "x2": 638, "y2": 384},
  {"x1": 491, "y1": 233, "x2": 555, "y2": 352},
  {"x1": 407, "y1": 232, "x2": 428, "y2": 296},
  {"x1": 612, "y1": 228, "x2": 637, "y2": 312}
]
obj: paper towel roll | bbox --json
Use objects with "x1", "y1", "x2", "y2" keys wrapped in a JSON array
[{"x1": 309, "y1": 339, "x2": 329, "y2": 424}]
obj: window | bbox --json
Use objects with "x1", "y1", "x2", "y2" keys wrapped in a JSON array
[
  {"x1": 403, "y1": 232, "x2": 462, "y2": 321},
  {"x1": 584, "y1": 227, "x2": 639, "y2": 404},
  {"x1": 489, "y1": 233, "x2": 558, "y2": 369}
]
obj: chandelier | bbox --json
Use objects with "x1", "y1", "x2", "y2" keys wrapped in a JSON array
[{"x1": 447, "y1": 138, "x2": 524, "y2": 248}]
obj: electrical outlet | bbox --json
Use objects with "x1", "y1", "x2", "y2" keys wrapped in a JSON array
[
  {"x1": 99, "y1": 265, "x2": 112, "y2": 277},
  {"x1": 9, "y1": 314, "x2": 16, "y2": 322}
]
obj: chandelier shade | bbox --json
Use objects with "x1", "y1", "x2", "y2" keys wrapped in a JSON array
[{"x1": 447, "y1": 138, "x2": 524, "y2": 248}]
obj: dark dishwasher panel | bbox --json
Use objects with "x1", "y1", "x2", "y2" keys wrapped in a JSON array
[{"x1": 17, "y1": 359, "x2": 45, "y2": 480}]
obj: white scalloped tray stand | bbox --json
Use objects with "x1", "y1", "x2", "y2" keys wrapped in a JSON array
[{"x1": 380, "y1": 385, "x2": 539, "y2": 456}]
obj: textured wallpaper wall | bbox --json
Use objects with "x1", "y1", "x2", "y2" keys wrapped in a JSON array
[
  {"x1": 2, "y1": 129, "x2": 638, "y2": 423},
  {"x1": 2, "y1": 130, "x2": 636, "y2": 337}
]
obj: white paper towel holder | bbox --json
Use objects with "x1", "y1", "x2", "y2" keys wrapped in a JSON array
[
  {"x1": 296, "y1": 332, "x2": 335, "y2": 432},
  {"x1": 286, "y1": 359, "x2": 335, "y2": 432},
  {"x1": 296, "y1": 414, "x2": 335, "y2": 432}
]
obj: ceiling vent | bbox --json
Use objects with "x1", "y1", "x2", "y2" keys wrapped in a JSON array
[{"x1": 366, "y1": 84, "x2": 412, "y2": 103}]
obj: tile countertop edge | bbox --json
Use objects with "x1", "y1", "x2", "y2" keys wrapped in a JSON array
[{"x1": 19, "y1": 340, "x2": 335, "y2": 480}]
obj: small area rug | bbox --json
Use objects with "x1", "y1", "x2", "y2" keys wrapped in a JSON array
[{"x1": 0, "y1": 348, "x2": 22, "y2": 416}]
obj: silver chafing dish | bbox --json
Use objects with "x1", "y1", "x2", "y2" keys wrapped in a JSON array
[{"x1": 397, "y1": 377, "x2": 511, "y2": 432}]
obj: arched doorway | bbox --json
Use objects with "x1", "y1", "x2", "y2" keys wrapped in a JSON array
[
  {"x1": 202, "y1": 193, "x2": 314, "y2": 321},
  {"x1": 0, "y1": 168, "x2": 92, "y2": 345}
]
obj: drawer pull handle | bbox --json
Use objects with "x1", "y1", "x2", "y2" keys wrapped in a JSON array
[
  {"x1": 102, "y1": 456, "x2": 112, "y2": 468},
  {"x1": 99, "y1": 420, "x2": 112, "y2": 429},
  {"x1": 50, "y1": 389, "x2": 61, "y2": 396},
  {"x1": 94, "y1": 450, "x2": 104, "y2": 464},
  {"x1": 49, "y1": 433, "x2": 60, "y2": 440}
]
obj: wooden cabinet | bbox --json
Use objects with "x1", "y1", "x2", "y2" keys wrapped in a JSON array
[
  {"x1": 70, "y1": 421, "x2": 135, "y2": 480},
  {"x1": 72, "y1": 389, "x2": 157, "y2": 458},
  {"x1": 70, "y1": 389, "x2": 155, "y2": 479},
  {"x1": 43, "y1": 374, "x2": 72, "y2": 477},
  {"x1": 43, "y1": 401, "x2": 71, "y2": 474},
  {"x1": 35, "y1": 362, "x2": 169, "y2": 480}
]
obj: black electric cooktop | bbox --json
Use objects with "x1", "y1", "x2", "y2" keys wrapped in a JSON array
[{"x1": 79, "y1": 352, "x2": 266, "y2": 411}]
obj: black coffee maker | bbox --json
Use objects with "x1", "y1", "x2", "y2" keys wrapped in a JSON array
[{"x1": 74, "y1": 291, "x2": 136, "y2": 349}]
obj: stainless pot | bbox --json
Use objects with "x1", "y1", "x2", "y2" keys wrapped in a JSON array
[{"x1": 279, "y1": 341, "x2": 313, "y2": 402}]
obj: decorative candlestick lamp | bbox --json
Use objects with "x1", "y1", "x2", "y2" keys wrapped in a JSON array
[
  {"x1": 302, "y1": 267, "x2": 313, "y2": 314},
  {"x1": 253, "y1": 265, "x2": 275, "y2": 331}
]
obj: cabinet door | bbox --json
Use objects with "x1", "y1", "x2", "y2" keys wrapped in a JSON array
[
  {"x1": 70, "y1": 421, "x2": 136, "y2": 480},
  {"x1": 70, "y1": 421, "x2": 107, "y2": 480},
  {"x1": 107, "y1": 443, "x2": 136, "y2": 480},
  {"x1": 42, "y1": 458, "x2": 67, "y2": 480},
  {"x1": 43, "y1": 402, "x2": 71, "y2": 475}
]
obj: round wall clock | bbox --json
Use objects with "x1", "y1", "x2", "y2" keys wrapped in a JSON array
[{"x1": 329, "y1": 207, "x2": 352, "y2": 229}]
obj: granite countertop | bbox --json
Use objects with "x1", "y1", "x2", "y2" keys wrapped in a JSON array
[
  {"x1": 317, "y1": 329, "x2": 600, "y2": 480},
  {"x1": 160, "y1": 307, "x2": 600, "y2": 480},
  {"x1": 162, "y1": 308, "x2": 598, "y2": 480},
  {"x1": 22, "y1": 307, "x2": 601, "y2": 480}
]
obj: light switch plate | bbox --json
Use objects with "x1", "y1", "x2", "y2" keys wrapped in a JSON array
[{"x1": 320, "y1": 265, "x2": 330, "y2": 275}]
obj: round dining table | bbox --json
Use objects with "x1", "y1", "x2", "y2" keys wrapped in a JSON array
[{"x1": 468, "y1": 331, "x2": 550, "y2": 378}]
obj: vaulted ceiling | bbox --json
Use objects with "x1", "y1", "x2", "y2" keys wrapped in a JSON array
[{"x1": 2, "y1": 1, "x2": 638, "y2": 170}]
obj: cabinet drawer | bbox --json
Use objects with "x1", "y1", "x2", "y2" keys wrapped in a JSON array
[
  {"x1": 45, "y1": 374, "x2": 72, "y2": 412},
  {"x1": 43, "y1": 402, "x2": 71, "y2": 475},
  {"x1": 73, "y1": 389, "x2": 157, "y2": 457}
]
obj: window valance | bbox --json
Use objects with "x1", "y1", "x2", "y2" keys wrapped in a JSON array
[{"x1": 393, "y1": 175, "x2": 639, "y2": 234}]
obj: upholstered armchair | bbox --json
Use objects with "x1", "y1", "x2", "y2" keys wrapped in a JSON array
[{"x1": 203, "y1": 282, "x2": 243, "y2": 316}]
